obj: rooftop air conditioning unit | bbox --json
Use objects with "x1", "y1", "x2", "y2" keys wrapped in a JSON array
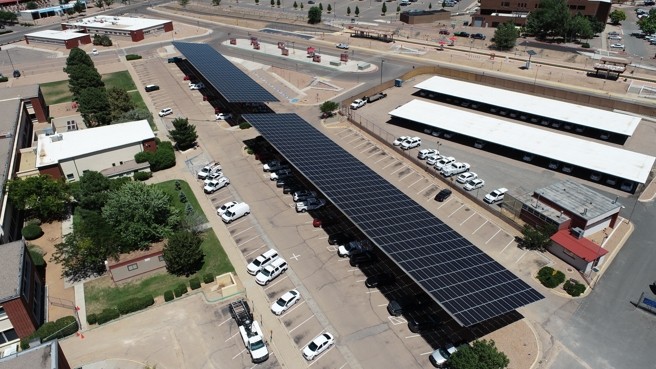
[{"x1": 570, "y1": 227, "x2": 584, "y2": 239}]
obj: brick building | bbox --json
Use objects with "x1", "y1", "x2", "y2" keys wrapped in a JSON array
[{"x1": 472, "y1": 0, "x2": 612, "y2": 27}]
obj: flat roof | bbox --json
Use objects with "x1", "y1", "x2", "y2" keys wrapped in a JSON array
[
  {"x1": 36, "y1": 120, "x2": 154, "y2": 168},
  {"x1": 389, "y1": 100, "x2": 655, "y2": 183},
  {"x1": 63, "y1": 15, "x2": 170, "y2": 31},
  {"x1": 0, "y1": 240, "x2": 24, "y2": 301},
  {"x1": 0, "y1": 339, "x2": 58, "y2": 369},
  {"x1": 25, "y1": 29, "x2": 87, "y2": 41},
  {"x1": 537, "y1": 180, "x2": 623, "y2": 221},
  {"x1": 414, "y1": 76, "x2": 641, "y2": 136}
]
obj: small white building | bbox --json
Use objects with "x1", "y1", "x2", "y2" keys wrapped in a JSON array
[
  {"x1": 34, "y1": 120, "x2": 156, "y2": 181},
  {"x1": 61, "y1": 15, "x2": 174, "y2": 42}
]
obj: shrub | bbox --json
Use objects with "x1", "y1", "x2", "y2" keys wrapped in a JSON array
[
  {"x1": 239, "y1": 122, "x2": 252, "y2": 129},
  {"x1": 126, "y1": 54, "x2": 142, "y2": 60},
  {"x1": 179, "y1": 191, "x2": 188, "y2": 203},
  {"x1": 563, "y1": 279, "x2": 587, "y2": 297},
  {"x1": 135, "y1": 151, "x2": 152, "y2": 163},
  {"x1": 174, "y1": 283, "x2": 188, "y2": 297},
  {"x1": 133, "y1": 171, "x2": 152, "y2": 181},
  {"x1": 537, "y1": 266, "x2": 566, "y2": 288},
  {"x1": 22, "y1": 223, "x2": 43, "y2": 240},
  {"x1": 117, "y1": 295, "x2": 155, "y2": 315},
  {"x1": 0, "y1": 76, "x2": 8, "y2": 83},
  {"x1": 203, "y1": 273, "x2": 215, "y2": 284},
  {"x1": 581, "y1": 42, "x2": 590, "y2": 48},
  {"x1": 29, "y1": 315, "x2": 78, "y2": 345},
  {"x1": 28, "y1": 247, "x2": 46, "y2": 267},
  {"x1": 190, "y1": 277, "x2": 201, "y2": 290},
  {"x1": 87, "y1": 313, "x2": 98, "y2": 325},
  {"x1": 96, "y1": 308, "x2": 120, "y2": 325},
  {"x1": 164, "y1": 290, "x2": 175, "y2": 302},
  {"x1": 150, "y1": 141, "x2": 176, "y2": 171}
]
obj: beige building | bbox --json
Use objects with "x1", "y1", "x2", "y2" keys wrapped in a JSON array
[
  {"x1": 32, "y1": 120, "x2": 156, "y2": 181},
  {"x1": 472, "y1": 0, "x2": 612, "y2": 27}
]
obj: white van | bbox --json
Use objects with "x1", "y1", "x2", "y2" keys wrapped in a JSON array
[
  {"x1": 221, "y1": 202, "x2": 250, "y2": 223},
  {"x1": 247, "y1": 249, "x2": 279, "y2": 275},
  {"x1": 255, "y1": 258, "x2": 288, "y2": 285}
]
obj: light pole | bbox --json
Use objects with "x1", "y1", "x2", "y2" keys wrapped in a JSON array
[
  {"x1": 5, "y1": 50, "x2": 15, "y2": 72},
  {"x1": 526, "y1": 49, "x2": 536, "y2": 69},
  {"x1": 380, "y1": 59, "x2": 384, "y2": 85},
  {"x1": 533, "y1": 65, "x2": 541, "y2": 85}
]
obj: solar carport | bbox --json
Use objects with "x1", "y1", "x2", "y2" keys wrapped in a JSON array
[
  {"x1": 390, "y1": 100, "x2": 655, "y2": 190},
  {"x1": 243, "y1": 113, "x2": 544, "y2": 327},
  {"x1": 171, "y1": 42, "x2": 278, "y2": 114}
]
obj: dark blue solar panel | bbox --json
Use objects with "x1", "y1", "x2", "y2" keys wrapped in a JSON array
[
  {"x1": 244, "y1": 113, "x2": 543, "y2": 327},
  {"x1": 172, "y1": 42, "x2": 278, "y2": 103}
]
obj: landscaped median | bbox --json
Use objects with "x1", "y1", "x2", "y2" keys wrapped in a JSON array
[{"x1": 536, "y1": 266, "x2": 587, "y2": 297}]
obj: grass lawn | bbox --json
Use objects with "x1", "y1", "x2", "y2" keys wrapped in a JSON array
[
  {"x1": 102, "y1": 71, "x2": 137, "y2": 91},
  {"x1": 156, "y1": 180, "x2": 208, "y2": 223},
  {"x1": 128, "y1": 90, "x2": 148, "y2": 111},
  {"x1": 40, "y1": 80, "x2": 72, "y2": 105},
  {"x1": 83, "y1": 179, "x2": 230, "y2": 314}
]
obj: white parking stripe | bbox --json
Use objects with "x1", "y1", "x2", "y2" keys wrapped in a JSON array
[
  {"x1": 280, "y1": 300, "x2": 306, "y2": 318},
  {"x1": 408, "y1": 177, "x2": 424, "y2": 188},
  {"x1": 367, "y1": 149, "x2": 381, "y2": 158},
  {"x1": 515, "y1": 250, "x2": 528, "y2": 263},
  {"x1": 347, "y1": 136, "x2": 362, "y2": 144},
  {"x1": 374, "y1": 155, "x2": 389, "y2": 164},
  {"x1": 232, "y1": 348, "x2": 247, "y2": 360},
  {"x1": 472, "y1": 220, "x2": 488, "y2": 234},
  {"x1": 438, "y1": 197, "x2": 452, "y2": 209},
  {"x1": 244, "y1": 244, "x2": 266, "y2": 257},
  {"x1": 382, "y1": 160, "x2": 398, "y2": 169},
  {"x1": 306, "y1": 346, "x2": 335, "y2": 367},
  {"x1": 500, "y1": 239, "x2": 515, "y2": 253},
  {"x1": 217, "y1": 317, "x2": 232, "y2": 327},
  {"x1": 354, "y1": 140, "x2": 370, "y2": 149},
  {"x1": 232, "y1": 225, "x2": 255, "y2": 237},
  {"x1": 417, "y1": 184, "x2": 432, "y2": 195},
  {"x1": 288, "y1": 315, "x2": 315, "y2": 333},
  {"x1": 227, "y1": 217, "x2": 249, "y2": 228},
  {"x1": 263, "y1": 275, "x2": 289, "y2": 291},
  {"x1": 460, "y1": 213, "x2": 476, "y2": 226},
  {"x1": 399, "y1": 171, "x2": 415, "y2": 182},
  {"x1": 390, "y1": 165, "x2": 406, "y2": 175},
  {"x1": 448, "y1": 204, "x2": 464, "y2": 218},
  {"x1": 405, "y1": 334, "x2": 421, "y2": 339},
  {"x1": 237, "y1": 235, "x2": 260, "y2": 247},
  {"x1": 225, "y1": 331, "x2": 240, "y2": 343},
  {"x1": 485, "y1": 229, "x2": 501, "y2": 244},
  {"x1": 420, "y1": 351, "x2": 433, "y2": 356}
]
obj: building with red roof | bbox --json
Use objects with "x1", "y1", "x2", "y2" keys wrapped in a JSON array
[{"x1": 550, "y1": 229, "x2": 609, "y2": 273}]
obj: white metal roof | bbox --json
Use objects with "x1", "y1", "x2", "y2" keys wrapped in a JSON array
[
  {"x1": 36, "y1": 120, "x2": 154, "y2": 168},
  {"x1": 414, "y1": 76, "x2": 640, "y2": 137},
  {"x1": 25, "y1": 29, "x2": 87, "y2": 41},
  {"x1": 63, "y1": 15, "x2": 170, "y2": 32},
  {"x1": 389, "y1": 100, "x2": 655, "y2": 183}
]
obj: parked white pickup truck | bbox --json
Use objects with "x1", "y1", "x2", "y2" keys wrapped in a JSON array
[
  {"x1": 441, "y1": 162, "x2": 470, "y2": 177},
  {"x1": 239, "y1": 321, "x2": 269, "y2": 363},
  {"x1": 350, "y1": 99, "x2": 366, "y2": 110}
]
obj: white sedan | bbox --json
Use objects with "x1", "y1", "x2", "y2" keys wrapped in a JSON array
[
  {"x1": 158, "y1": 108, "x2": 173, "y2": 117},
  {"x1": 456, "y1": 172, "x2": 477, "y2": 184},
  {"x1": 302, "y1": 332, "x2": 335, "y2": 360},
  {"x1": 336, "y1": 43, "x2": 349, "y2": 49},
  {"x1": 464, "y1": 178, "x2": 485, "y2": 191},
  {"x1": 271, "y1": 289, "x2": 301, "y2": 315},
  {"x1": 215, "y1": 113, "x2": 232, "y2": 120},
  {"x1": 217, "y1": 201, "x2": 238, "y2": 216},
  {"x1": 393, "y1": 136, "x2": 409, "y2": 146},
  {"x1": 610, "y1": 43, "x2": 624, "y2": 49}
]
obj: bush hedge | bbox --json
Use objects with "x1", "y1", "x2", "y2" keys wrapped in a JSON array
[
  {"x1": 174, "y1": 283, "x2": 188, "y2": 297},
  {"x1": 24, "y1": 315, "x2": 79, "y2": 349},
  {"x1": 190, "y1": 277, "x2": 201, "y2": 290},
  {"x1": 563, "y1": 279, "x2": 587, "y2": 297},
  {"x1": 135, "y1": 142, "x2": 176, "y2": 172},
  {"x1": 581, "y1": 42, "x2": 590, "y2": 48},
  {"x1": 96, "y1": 308, "x2": 120, "y2": 325},
  {"x1": 0, "y1": 76, "x2": 8, "y2": 83},
  {"x1": 239, "y1": 122, "x2": 252, "y2": 129},
  {"x1": 126, "y1": 54, "x2": 142, "y2": 60},
  {"x1": 133, "y1": 171, "x2": 152, "y2": 181},
  {"x1": 22, "y1": 223, "x2": 43, "y2": 240},
  {"x1": 537, "y1": 266, "x2": 566, "y2": 288},
  {"x1": 117, "y1": 295, "x2": 154, "y2": 315},
  {"x1": 164, "y1": 290, "x2": 175, "y2": 302},
  {"x1": 135, "y1": 151, "x2": 150, "y2": 163},
  {"x1": 203, "y1": 273, "x2": 215, "y2": 284},
  {"x1": 87, "y1": 313, "x2": 98, "y2": 325}
]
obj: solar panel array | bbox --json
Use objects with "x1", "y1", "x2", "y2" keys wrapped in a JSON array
[
  {"x1": 172, "y1": 42, "x2": 279, "y2": 103},
  {"x1": 244, "y1": 113, "x2": 544, "y2": 327}
]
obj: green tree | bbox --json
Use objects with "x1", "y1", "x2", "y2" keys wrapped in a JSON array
[
  {"x1": 51, "y1": 231, "x2": 108, "y2": 282},
  {"x1": 271, "y1": 0, "x2": 274, "y2": 6},
  {"x1": 294, "y1": 1, "x2": 298, "y2": 9},
  {"x1": 6, "y1": 175, "x2": 71, "y2": 221},
  {"x1": 74, "y1": 208, "x2": 121, "y2": 261},
  {"x1": 320, "y1": 101, "x2": 339, "y2": 113},
  {"x1": 347, "y1": 6, "x2": 350, "y2": 16},
  {"x1": 73, "y1": 1, "x2": 85, "y2": 13},
  {"x1": 94, "y1": 0, "x2": 104, "y2": 9},
  {"x1": 308, "y1": 6, "x2": 322, "y2": 23},
  {"x1": 355, "y1": 6, "x2": 359, "y2": 16},
  {"x1": 103, "y1": 0, "x2": 114, "y2": 7},
  {"x1": 277, "y1": 0, "x2": 281, "y2": 7},
  {"x1": 300, "y1": 2, "x2": 303, "y2": 9},
  {"x1": 519, "y1": 224, "x2": 555, "y2": 252},
  {"x1": 107, "y1": 86, "x2": 135, "y2": 121},
  {"x1": 493, "y1": 22, "x2": 519, "y2": 50},
  {"x1": 609, "y1": 9, "x2": 626, "y2": 25},
  {"x1": 102, "y1": 181, "x2": 180, "y2": 252},
  {"x1": 587, "y1": 16, "x2": 605, "y2": 34},
  {"x1": 396, "y1": 5, "x2": 400, "y2": 13},
  {"x1": 212, "y1": 0, "x2": 221, "y2": 5},
  {"x1": 319, "y1": 2, "x2": 323, "y2": 10},
  {"x1": 114, "y1": 108, "x2": 154, "y2": 127},
  {"x1": 428, "y1": 3, "x2": 432, "y2": 9},
  {"x1": 178, "y1": 0, "x2": 189, "y2": 8},
  {"x1": 566, "y1": 15, "x2": 593, "y2": 41},
  {"x1": 381, "y1": 2, "x2": 386, "y2": 15},
  {"x1": 442, "y1": 0, "x2": 446, "y2": 8},
  {"x1": 255, "y1": 0, "x2": 259, "y2": 4},
  {"x1": 66, "y1": 64, "x2": 104, "y2": 98},
  {"x1": 65, "y1": 47, "x2": 95, "y2": 72},
  {"x1": 73, "y1": 171, "x2": 113, "y2": 211},
  {"x1": 168, "y1": 117, "x2": 198, "y2": 151},
  {"x1": 525, "y1": 0, "x2": 570, "y2": 40},
  {"x1": 639, "y1": 14, "x2": 656, "y2": 35},
  {"x1": 78, "y1": 87, "x2": 112, "y2": 127},
  {"x1": 162, "y1": 230, "x2": 204, "y2": 276},
  {"x1": 327, "y1": 3, "x2": 331, "y2": 13},
  {"x1": 0, "y1": 10, "x2": 19, "y2": 24},
  {"x1": 449, "y1": 340, "x2": 509, "y2": 369},
  {"x1": 26, "y1": 1, "x2": 38, "y2": 9}
]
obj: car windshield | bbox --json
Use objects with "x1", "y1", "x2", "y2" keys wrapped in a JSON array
[
  {"x1": 224, "y1": 210, "x2": 234, "y2": 217},
  {"x1": 252, "y1": 257, "x2": 264, "y2": 267},
  {"x1": 439, "y1": 348, "x2": 451, "y2": 358},
  {"x1": 250, "y1": 339, "x2": 265, "y2": 351},
  {"x1": 308, "y1": 341, "x2": 319, "y2": 351},
  {"x1": 261, "y1": 268, "x2": 272, "y2": 277},
  {"x1": 276, "y1": 298, "x2": 286, "y2": 307}
]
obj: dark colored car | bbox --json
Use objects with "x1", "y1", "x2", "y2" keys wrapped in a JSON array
[
  {"x1": 434, "y1": 189, "x2": 452, "y2": 202},
  {"x1": 470, "y1": 33, "x2": 486, "y2": 40},
  {"x1": 282, "y1": 181, "x2": 301, "y2": 194},
  {"x1": 349, "y1": 251, "x2": 377, "y2": 267},
  {"x1": 144, "y1": 84, "x2": 160, "y2": 92},
  {"x1": 276, "y1": 176, "x2": 294, "y2": 188},
  {"x1": 328, "y1": 233, "x2": 351, "y2": 245},
  {"x1": 365, "y1": 273, "x2": 396, "y2": 288},
  {"x1": 407, "y1": 314, "x2": 442, "y2": 333},
  {"x1": 168, "y1": 56, "x2": 183, "y2": 63},
  {"x1": 12, "y1": 70, "x2": 20, "y2": 78},
  {"x1": 454, "y1": 31, "x2": 470, "y2": 37},
  {"x1": 387, "y1": 294, "x2": 429, "y2": 316},
  {"x1": 320, "y1": 111, "x2": 335, "y2": 119},
  {"x1": 439, "y1": 29, "x2": 450, "y2": 35}
]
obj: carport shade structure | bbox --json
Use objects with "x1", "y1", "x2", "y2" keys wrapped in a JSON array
[
  {"x1": 172, "y1": 42, "x2": 279, "y2": 103},
  {"x1": 243, "y1": 113, "x2": 544, "y2": 327}
]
